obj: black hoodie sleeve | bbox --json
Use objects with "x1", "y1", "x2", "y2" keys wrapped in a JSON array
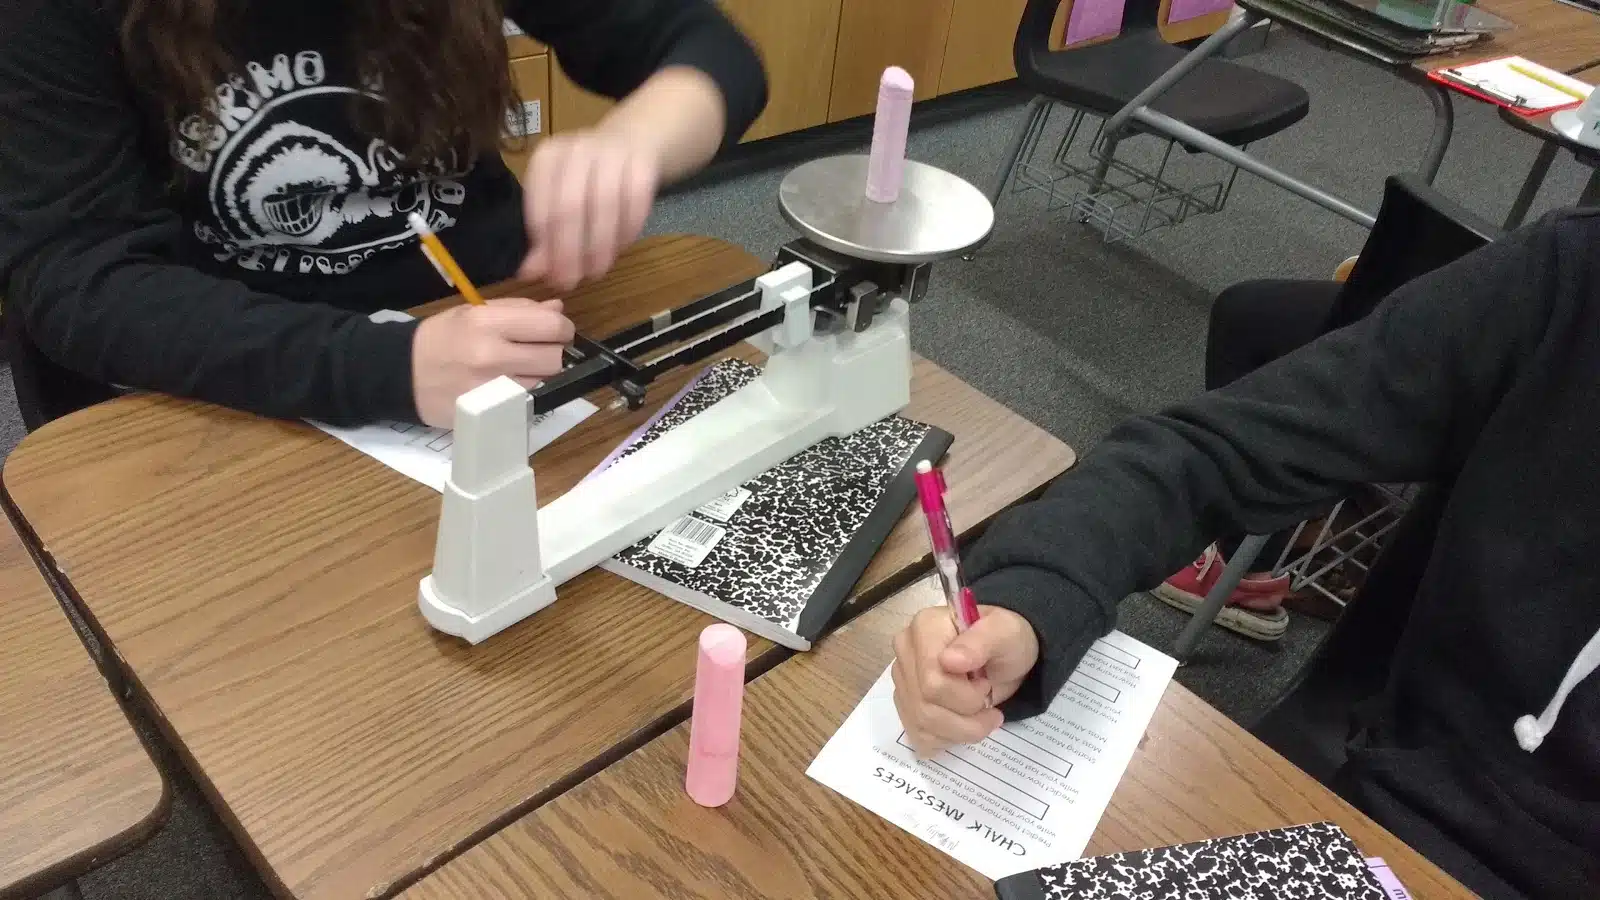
[
  {"x1": 506, "y1": 0, "x2": 768, "y2": 149},
  {"x1": 0, "y1": 0, "x2": 421, "y2": 426},
  {"x1": 971, "y1": 214, "x2": 1569, "y2": 719}
]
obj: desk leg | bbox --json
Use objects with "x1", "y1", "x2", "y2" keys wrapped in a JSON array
[
  {"x1": 41, "y1": 881, "x2": 85, "y2": 900},
  {"x1": 1420, "y1": 84, "x2": 1454, "y2": 184},
  {"x1": 1505, "y1": 141, "x2": 1559, "y2": 229},
  {"x1": 1580, "y1": 166, "x2": 1600, "y2": 207},
  {"x1": 986, "y1": 96, "x2": 1050, "y2": 208}
]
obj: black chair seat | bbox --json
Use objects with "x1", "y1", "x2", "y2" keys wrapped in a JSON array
[{"x1": 1020, "y1": 33, "x2": 1310, "y2": 147}]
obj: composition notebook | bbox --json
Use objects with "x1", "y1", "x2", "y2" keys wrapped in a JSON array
[
  {"x1": 589, "y1": 359, "x2": 952, "y2": 650},
  {"x1": 994, "y1": 822, "x2": 1389, "y2": 900}
]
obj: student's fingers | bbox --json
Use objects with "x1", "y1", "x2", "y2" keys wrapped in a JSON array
[
  {"x1": 545, "y1": 143, "x2": 594, "y2": 292},
  {"x1": 896, "y1": 608, "x2": 990, "y2": 717},
  {"x1": 615, "y1": 151, "x2": 657, "y2": 258},
  {"x1": 487, "y1": 341, "x2": 568, "y2": 379},
  {"x1": 939, "y1": 606, "x2": 1039, "y2": 683},
  {"x1": 894, "y1": 675, "x2": 1002, "y2": 754},
  {"x1": 519, "y1": 140, "x2": 568, "y2": 280},
  {"x1": 893, "y1": 677, "x2": 945, "y2": 757},
  {"x1": 583, "y1": 149, "x2": 628, "y2": 281},
  {"x1": 499, "y1": 310, "x2": 576, "y2": 346}
]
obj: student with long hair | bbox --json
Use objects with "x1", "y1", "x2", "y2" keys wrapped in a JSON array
[{"x1": 0, "y1": 0, "x2": 766, "y2": 426}]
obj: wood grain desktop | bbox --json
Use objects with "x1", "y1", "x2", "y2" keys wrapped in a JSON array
[
  {"x1": 1, "y1": 235, "x2": 1074, "y2": 900},
  {"x1": 1417, "y1": 0, "x2": 1600, "y2": 74},
  {"x1": 401, "y1": 577, "x2": 1477, "y2": 900},
  {"x1": 0, "y1": 521, "x2": 166, "y2": 899}
]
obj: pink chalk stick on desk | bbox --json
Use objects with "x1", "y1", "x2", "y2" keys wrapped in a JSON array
[
  {"x1": 865, "y1": 67, "x2": 915, "y2": 203},
  {"x1": 685, "y1": 624, "x2": 747, "y2": 807}
]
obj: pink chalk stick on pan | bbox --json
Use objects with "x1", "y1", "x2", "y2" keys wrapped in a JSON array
[{"x1": 865, "y1": 67, "x2": 915, "y2": 204}]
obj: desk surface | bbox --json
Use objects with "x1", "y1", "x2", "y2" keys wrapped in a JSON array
[
  {"x1": 1498, "y1": 105, "x2": 1600, "y2": 159},
  {"x1": 1, "y1": 235, "x2": 1075, "y2": 900},
  {"x1": 1248, "y1": 0, "x2": 1600, "y2": 75},
  {"x1": 0, "y1": 521, "x2": 166, "y2": 898},
  {"x1": 1427, "y1": 0, "x2": 1600, "y2": 73},
  {"x1": 401, "y1": 577, "x2": 1476, "y2": 900}
]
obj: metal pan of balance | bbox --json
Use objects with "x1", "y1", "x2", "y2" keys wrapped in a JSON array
[{"x1": 778, "y1": 154, "x2": 995, "y2": 265}]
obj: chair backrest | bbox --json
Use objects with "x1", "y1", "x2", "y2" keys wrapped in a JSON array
[
  {"x1": 1325, "y1": 174, "x2": 1501, "y2": 332},
  {"x1": 1015, "y1": 0, "x2": 1165, "y2": 82}
]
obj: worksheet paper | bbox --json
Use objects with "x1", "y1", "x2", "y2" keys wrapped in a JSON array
[
  {"x1": 807, "y1": 631, "x2": 1177, "y2": 881},
  {"x1": 310, "y1": 310, "x2": 598, "y2": 492}
]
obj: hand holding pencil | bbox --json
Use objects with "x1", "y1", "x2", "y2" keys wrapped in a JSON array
[{"x1": 407, "y1": 213, "x2": 576, "y2": 427}]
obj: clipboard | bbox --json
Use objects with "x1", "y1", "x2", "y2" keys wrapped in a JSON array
[{"x1": 1429, "y1": 56, "x2": 1594, "y2": 116}]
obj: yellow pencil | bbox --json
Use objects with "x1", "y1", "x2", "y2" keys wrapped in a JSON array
[
  {"x1": 1507, "y1": 61, "x2": 1590, "y2": 104},
  {"x1": 407, "y1": 212, "x2": 485, "y2": 306}
]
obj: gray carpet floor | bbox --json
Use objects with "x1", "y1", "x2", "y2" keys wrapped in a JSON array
[{"x1": 6, "y1": 29, "x2": 1593, "y2": 899}]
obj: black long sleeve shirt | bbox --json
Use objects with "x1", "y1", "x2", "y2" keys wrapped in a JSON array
[
  {"x1": 0, "y1": 0, "x2": 765, "y2": 424},
  {"x1": 968, "y1": 210, "x2": 1600, "y2": 899}
]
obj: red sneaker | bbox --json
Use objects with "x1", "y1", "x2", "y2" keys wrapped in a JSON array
[{"x1": 1151, "y1": 544, "x2": 1290, "y2": 641}]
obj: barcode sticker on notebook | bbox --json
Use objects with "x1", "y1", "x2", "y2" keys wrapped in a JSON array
[
  {"x1": 695, "y1": 488, "x2": 752, "y2": 523},
  {"x1": 647, "y1": 516, "x2": 726, "y2": 568}
]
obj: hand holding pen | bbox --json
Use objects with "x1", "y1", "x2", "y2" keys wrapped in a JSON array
[{"x1": 891, "y1": 460, "x2": 1041, "y2": 757}]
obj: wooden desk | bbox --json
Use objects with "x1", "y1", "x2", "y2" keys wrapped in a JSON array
[
  {"x1": 1497, "y1": 64, "x2": 1600, "y2": 227},
  {"x1": 1421, "y1": 0, "x2": 1600, "y2": 73},
  {"x1": 1, "y1": 235, "x2": 1074, "y2": 900},
  {"x1": 401, "y1": 577, "x2": 1475, "y2": 900},
  {"x1": 0, "y1": 521, "x2": 166, "y2": 898}
]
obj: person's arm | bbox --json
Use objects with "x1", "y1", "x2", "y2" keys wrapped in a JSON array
[
  {"x1": 507, "y1": 0, "x2": 767, "y2": 163},
  {"x1": 0, "y1": 0, "x2": 419, "y2": 426},
  {"x1": 971, "y1": 215, "x2": 1570, "y2": 718},
  {"x1": 507, "y1": 0, "x2": 767, "y2": 291}
]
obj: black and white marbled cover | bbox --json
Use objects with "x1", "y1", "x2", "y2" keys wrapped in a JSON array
[
  {"x1": 997, "y1": 822, "x2": 1387, "y2": 900},
  {"x1": 602, "y1": 359, "x2": 949, "y2": 650}
]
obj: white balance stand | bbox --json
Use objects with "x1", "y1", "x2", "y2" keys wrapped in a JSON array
[
  {"x1": 419, "y1": 262, "x2": 915, "y2": 643},
  {"x1": 419, "y1": 63, "x2": 994, "y2": 643}
]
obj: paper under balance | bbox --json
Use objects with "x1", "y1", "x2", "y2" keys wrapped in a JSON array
[
  {"x1": 310, "y1": 310, "x2": 598, "y2": 492},
  {"x1": 808, "y1": 630, "x2": 1177, "y2": 881}
]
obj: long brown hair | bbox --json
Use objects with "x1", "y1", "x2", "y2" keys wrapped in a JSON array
[{"x1": 120, "y1": 0, "x2": 518, "y2": 166}]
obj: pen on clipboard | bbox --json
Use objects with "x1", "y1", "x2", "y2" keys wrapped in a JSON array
[
  {"x1": 1439, "y1": 67, "x2": 1527, "y2": 108},
  {"x1": 1507, "y1": 62, "x2": 1590, "y2": 103},
  {"x1": 913, "y1": 459, "x2": 988, "y2": 682},
  {"x1": 408, "y1": 212, "x2": 485, "y2": 306}
]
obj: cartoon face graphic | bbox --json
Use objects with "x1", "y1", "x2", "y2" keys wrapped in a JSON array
[{"x1": 202, "y1": 84, "x2": 463, "y2": 255}]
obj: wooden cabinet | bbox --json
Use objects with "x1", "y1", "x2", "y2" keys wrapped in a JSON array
[
  {"x1": 827, "y1": 0, "x2": 956, "y2": 122},
  {"x1": 523, "y1": 1, "x2": 1232, "y2": 143},
  {"x1": 500, "y1": 53, "x2": 551, "y2": 183},
  {"x1": 549, "y1": 62, "x2": 616, "y2": 136},
  {"x1": 721, "y1": 0, "x2": 842, "y2": 139},
  {"x1": 938, "y1": 0, "x2": 1028, "y2": 95}
]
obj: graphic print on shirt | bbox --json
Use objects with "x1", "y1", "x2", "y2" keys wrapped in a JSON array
[{"x1": 170, "y1": 51, "x2": 467, "y2": 276}]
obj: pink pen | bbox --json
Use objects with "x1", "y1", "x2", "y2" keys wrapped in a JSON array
[
  {"x1": 914, "y1": 460, "x2": 984, "y2": 675},
  {"x1": 685, "y1": 624, "x2": 747, "y2": 807}
]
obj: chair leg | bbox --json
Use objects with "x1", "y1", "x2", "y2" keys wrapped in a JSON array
[
  {"x1": 1505, "y1": 142, "x2": 1557, "y2": 229},
  {"x1": 1419, "y1": 83, "x2": 1455, "y2": 184},
  {"x1": 1579, "y1": 166, "x2": 1600, "y2": 207},
  {"x1": 965, "y1": 96, "x2": 1049, "y2": 261},
  {"x1": 987, "y1": 97, "x2": 1049, "y2": 208},
  {"x1": 1173, "y1": 534, "x2": 1271, "y2": 664}
]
